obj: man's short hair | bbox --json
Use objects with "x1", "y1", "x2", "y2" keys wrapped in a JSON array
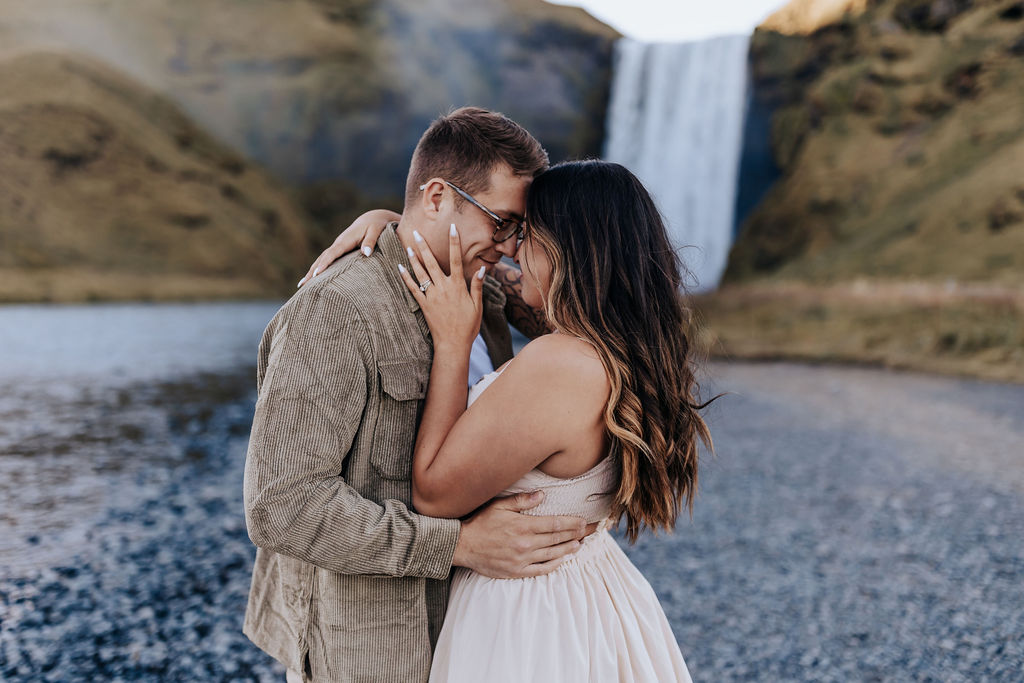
[{"x1": 405, "y1": 107, "x2": 549, "y2": 208}]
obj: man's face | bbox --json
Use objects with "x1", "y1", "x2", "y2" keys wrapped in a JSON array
[{"x1": 432, "y1": 165, "x2": 530, "y2": 281}]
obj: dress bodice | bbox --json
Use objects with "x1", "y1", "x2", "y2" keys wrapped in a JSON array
[{"x1": 468, "y1": 368, "x2": 617, "y2": 524}]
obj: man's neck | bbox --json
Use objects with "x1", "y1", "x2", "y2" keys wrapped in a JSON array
[{"x1": 394, "y1": 216, "x2": 420, "y2": 253}]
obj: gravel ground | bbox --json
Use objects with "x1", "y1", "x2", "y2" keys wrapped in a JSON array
[
  {"x1": 2, "y1": 360, "x2": 1022, "y2": 681},
  {"x1": 0, "y1": 369, "x2": 285, "y2": 681},
  {"x1": 634, "y1": 362, "x2": 1024, "y2": 682}
]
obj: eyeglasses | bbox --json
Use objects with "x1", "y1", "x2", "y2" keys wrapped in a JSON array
[{"x1": 419, "y1": 180, "x2": 525, "y2": 243}]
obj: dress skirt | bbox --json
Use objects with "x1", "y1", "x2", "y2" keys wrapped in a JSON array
[{"x1": 428, "y1": 528, "x2": 692, "y2": 682}]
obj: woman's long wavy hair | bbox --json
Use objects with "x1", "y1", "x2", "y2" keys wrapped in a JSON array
[{"x1": 524, "y1": 160, "x2": 713, "y2": 542}]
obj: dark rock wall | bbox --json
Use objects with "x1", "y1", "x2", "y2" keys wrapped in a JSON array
[{"x1": 726, "y1": 0, "x2": 1024, "y2": 286}]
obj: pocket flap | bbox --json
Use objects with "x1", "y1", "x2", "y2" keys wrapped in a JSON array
[{"x1": 377, "y1": 360, "x2": 428, "y2": 401}]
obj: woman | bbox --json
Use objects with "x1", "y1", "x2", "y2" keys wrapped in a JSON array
[{"x1": 314, "y1": 160, "x2": 711, "y2": 681}]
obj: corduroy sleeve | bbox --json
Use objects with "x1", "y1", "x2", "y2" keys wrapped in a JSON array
[{"x1": 243, "y1": 287, "x2": 459, "y2": 579}]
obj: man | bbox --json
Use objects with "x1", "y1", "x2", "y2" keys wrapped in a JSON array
[{"x1": 243, "y1": 107, "x2": 588, "y2": 682}]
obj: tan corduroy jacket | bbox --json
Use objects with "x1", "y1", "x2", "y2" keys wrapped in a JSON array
[{"x1": 243, "y1": 224, "x2": 513, "y2": 682}]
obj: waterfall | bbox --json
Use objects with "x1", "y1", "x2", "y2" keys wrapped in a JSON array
[{"x1": 604, "y1": 36, "x2": 750, "y2": 292}]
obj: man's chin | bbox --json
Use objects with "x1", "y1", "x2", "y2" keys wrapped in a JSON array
[{"x1": 475, "y1": 257, "x2": 500, "y2": 273}]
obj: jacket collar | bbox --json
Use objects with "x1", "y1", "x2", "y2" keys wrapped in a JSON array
[{"x1": 378, "y1": 221, "x2": 421, "y2": 314}]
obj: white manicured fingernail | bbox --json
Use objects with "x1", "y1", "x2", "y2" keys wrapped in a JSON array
[
  {"x1": 296, "y1": 277, "x2": 306, "y2": 288},
  {"x1": 407, "y1": 246, "x2": 415, "y2": 259},
  {"x1": 313, "y1": 266, "x2": 320, "y2": 277},
  {"x1": 476, "y1": 266, "x2": 485, "y2": 279},
  {"x1": 450, "y1": 223, "x2": 457, "y2": 237},
  {"x1": 413, "y1": 230, "x2": 424, "y2": 242},
  {"x1": 361, "y1": 246, "x2": 371, "y2": 257},
  {"x1": 398, "y1": 264, "x2": 406, "y2": 274}
]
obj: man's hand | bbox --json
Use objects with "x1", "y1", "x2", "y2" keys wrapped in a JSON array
[
  {"x1": 452, "y1": 491, "x2": 593, "y2": 578},
  {"x1": 491, "y1": 261, "x2": 551, "y2": 339}
]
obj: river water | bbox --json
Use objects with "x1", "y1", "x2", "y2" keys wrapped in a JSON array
[
  {"x1": 0, "y1": 302, "x2": 281, "y2": 386},
  {"x1": 0, "y1": 302, "x2": 280, "y2": 570}
]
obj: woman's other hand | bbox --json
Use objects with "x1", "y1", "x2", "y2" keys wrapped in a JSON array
[
  {"x1": 399, "y1": 224, "x2": 485, "y2": 353},
  {"x1": 297, "y1": 208, "x2": 401, "y2": 287}
]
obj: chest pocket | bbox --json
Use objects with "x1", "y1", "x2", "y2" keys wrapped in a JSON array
[{"x1": 372, "y1": 360, "x2": 429, "y2": 480}]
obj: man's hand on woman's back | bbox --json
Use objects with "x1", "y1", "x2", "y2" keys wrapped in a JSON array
[{"x1": 453, "y1": 491, "x2": 594, "y2": 579}]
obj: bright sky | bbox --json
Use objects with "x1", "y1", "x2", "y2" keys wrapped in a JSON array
[{"x1": 545, "y1": 0, "x2": 789, "y2": 42}]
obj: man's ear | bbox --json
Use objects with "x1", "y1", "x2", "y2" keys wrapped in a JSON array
[{"x1": 418, "y1": 178, "x2": 446, "y2": 216}]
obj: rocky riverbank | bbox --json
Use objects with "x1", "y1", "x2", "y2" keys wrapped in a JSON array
[
  {"x1": 3, "y1": 358, "x2": 1022, "y2": 681},
  {"x1": 0, "y1": 369, "x2": 285, "y2": 680}
]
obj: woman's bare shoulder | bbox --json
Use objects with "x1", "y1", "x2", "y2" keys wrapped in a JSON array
[{"x1": 509, "y1": 333, "x2": 609, "y2": 398}]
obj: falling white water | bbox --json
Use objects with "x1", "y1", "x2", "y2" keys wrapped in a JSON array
[{"x1": 604, "y1": 36, "x2": 750, "y2": 291}]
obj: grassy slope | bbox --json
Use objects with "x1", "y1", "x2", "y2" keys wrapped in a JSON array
[
  {"x1": 703, "y1": 0, "x2": 1024, "y2": 382},
  {"x1": 0, "y1": 51, "x2": 311, "y2": 302},
  {"x1": 0, "y1": 0, "x2": 617, "y2": 303}
]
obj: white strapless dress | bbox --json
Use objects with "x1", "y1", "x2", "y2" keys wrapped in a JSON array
[{"x1": 428, "y1": 369, "x2": 692, "y2": 682}]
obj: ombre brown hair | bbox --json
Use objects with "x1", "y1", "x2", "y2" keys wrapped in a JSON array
[
  {"x1": 524, "y1": 160, "x2": 714, "y2": 542},
  {"x1": 405, "y1": 106, "x2": 549, "y2": 208}
]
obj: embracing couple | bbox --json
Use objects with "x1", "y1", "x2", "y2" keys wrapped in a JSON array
[{"x1": 242, "y1": 107, "x2": 711, "y2": 682}]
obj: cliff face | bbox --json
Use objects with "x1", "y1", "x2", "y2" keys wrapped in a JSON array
[
  {"x1": 706, "y1": 0, "x2": 1024, "y2": 381},
  {"x1": 0, "y1": 51, "x2": 312, "y2": 302},
  {"x1": 728, "y1": 0, "x2": 1024, "y2": 286},
  {"x1": 0, "y1": 0, "x2": 617, "y2": 302},
  {"x1": 0, "y1": 0, "x2": 617, "y2": 196}
]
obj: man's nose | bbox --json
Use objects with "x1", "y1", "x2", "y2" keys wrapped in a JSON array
[{"x1": 495, "y1": 238, "x2": 517, "y2": 258}]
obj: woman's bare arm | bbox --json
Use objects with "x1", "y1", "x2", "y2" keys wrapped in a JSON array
[
  {"x1": 398, "y1": 236, "x2": 608, "y2": 520},
  {"x1": 411, "y1": 335, "x2": 608, "y2": 519}
]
